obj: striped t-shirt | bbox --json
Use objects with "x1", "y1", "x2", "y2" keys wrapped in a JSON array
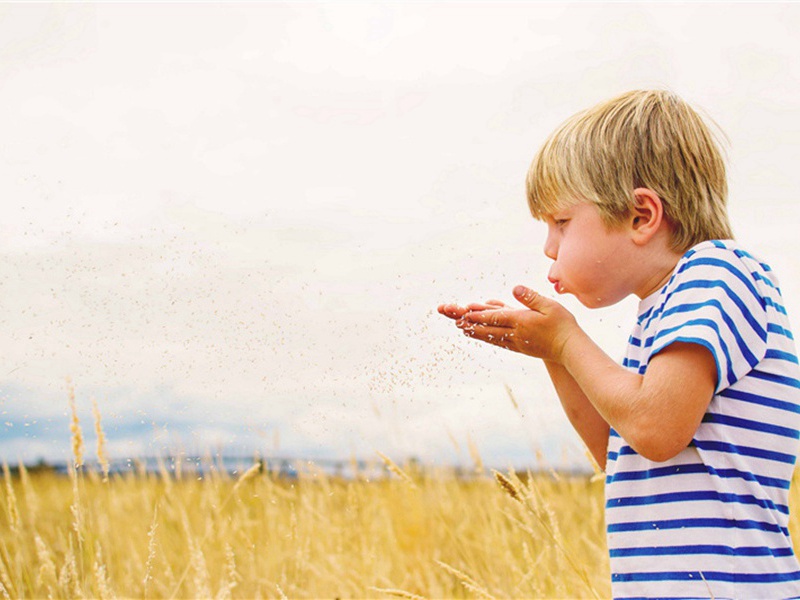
[{"x1": 607, "y1": 239, "x2": 800, "y2": 599}]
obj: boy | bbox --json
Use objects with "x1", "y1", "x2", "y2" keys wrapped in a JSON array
[{"x1": 438, "y1": 90, "x2": 800, "y2": 598}]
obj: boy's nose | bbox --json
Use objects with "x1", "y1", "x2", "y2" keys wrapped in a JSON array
[{"x1": 543, "y1": 236, "x2": 557, "y2": 260}]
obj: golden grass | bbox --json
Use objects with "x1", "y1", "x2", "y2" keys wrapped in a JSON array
[
  {"x1": 0, "y1": 458, "x2": 612, "y2": 599},
  {"x1": 3, "y1": 389, "x2": 799, "y2": 598}
]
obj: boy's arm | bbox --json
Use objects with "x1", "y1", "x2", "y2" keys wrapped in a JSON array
[
  {"x1": 558, "y1": 331, "x2": 716, "y2": 461},
  {"x1": 439, "y1": 300, "x2": 610, "y2": 468},
  {"x1": 544, "y1": 360, "x2": 610, "y2": 470},
  {"x1": 459, "y1": 286, "x2": 717, "y2": 462}
]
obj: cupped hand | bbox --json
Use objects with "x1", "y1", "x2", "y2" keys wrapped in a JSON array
[
  {"x1": 455, "y1": 286, "x2": 579, "y2": 362},
  {"x1": 437, "y1": 299, "x2": 505, "y2": 320}
]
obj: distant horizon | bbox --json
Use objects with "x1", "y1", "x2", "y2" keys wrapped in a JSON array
[{"x1": 2, "y1": 394, "x2": 592, "y2": 473}]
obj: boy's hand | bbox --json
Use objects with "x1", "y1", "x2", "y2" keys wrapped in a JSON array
[
  {"x1": 438, "y1": 299, "x2": 505, "y2": 320},
  {"x1": 448, "y1": 286, "x2": 579, "y2": 363}
]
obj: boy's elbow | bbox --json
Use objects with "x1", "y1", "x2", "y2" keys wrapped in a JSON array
[
  {"x1": 635, "y1": 442, "x2": 685, "y2": 463},
  {"x1": 627, "y1": 425, "x2": 693, "y2": 463}
]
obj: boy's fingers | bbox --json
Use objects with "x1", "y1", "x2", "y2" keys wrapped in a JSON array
[
  {"x1": 460, "y1": 323, "x2": 515, "y2": 346},
  {"x1": 513, "y1": 285, "x2": 547, "y2": 312},
  {"x1": 466, "y1": 302, "x2": 502, "y2": 311},
  {"x1": 438, "y1": 304, "x2": 468, "y2": 319},
  {"x1": 463, "y1": 310, "x2": 511, "y2": 327}
]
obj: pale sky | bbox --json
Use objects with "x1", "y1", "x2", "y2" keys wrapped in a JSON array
[{"x1": 2, "y1": 3, "x2": 800, "y2": 470}]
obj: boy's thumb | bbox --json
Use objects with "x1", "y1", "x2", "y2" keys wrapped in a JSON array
[{"x1": 513, "y1": 285, "x2": 545, "y2": 311}]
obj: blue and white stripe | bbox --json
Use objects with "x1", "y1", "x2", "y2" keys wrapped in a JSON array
[{"x1": 607, "y1": 240, "x2": 800, "y2": 599}]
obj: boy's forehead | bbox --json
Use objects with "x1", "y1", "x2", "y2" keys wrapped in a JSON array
[
  {"x1": 546, "y1": 196, "x2": 585, "y2": 215},
  {"x1": 539, "y1": 199, "x2": 603, "y2": 225}
]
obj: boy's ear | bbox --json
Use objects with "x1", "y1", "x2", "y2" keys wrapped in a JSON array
[{"x1": 629, "y1": 188, "x2": 665, "y2": 245}]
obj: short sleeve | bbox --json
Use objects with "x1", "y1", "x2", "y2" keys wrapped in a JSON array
[{"x1": 646, "y1": 250, "x2": 768, "y2": 394}]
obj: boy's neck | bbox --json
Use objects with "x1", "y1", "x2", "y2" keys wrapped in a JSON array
[{"x1": 634, "y1": 236, "x2": 684, "y2": 300}]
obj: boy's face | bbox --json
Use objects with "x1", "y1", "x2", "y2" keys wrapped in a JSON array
[{"x1": 543, "y1": 201, "x2": 639, "y2": 308}]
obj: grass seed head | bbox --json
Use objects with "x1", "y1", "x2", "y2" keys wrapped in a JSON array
[
  {"x1": 92, "y1": 400, "x2": 110, "y2": 482},
  {"x1": 67, "y1": 378, "x2": 84, "y2": 469}
]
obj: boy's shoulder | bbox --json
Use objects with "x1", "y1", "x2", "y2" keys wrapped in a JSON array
[
  {"x1": 639, "y1": 238, "x2": 781, "y2": 336},
  {"x1": 671, "y1": 238, "x2": 779, "y2": 292}
]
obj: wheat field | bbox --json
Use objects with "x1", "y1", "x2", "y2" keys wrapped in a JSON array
[
  {"x1": 6, "y1": 456, "x2": 800, "y2": 598},
  {"x1": 1, "y1": 448, "x2": 615, "y2": 599},
  {"x1": 2, "y1": 394, "x2": 799, "y2": 599}
]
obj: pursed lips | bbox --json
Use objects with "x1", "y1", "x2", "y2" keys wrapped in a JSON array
[{"x1": 548, "y1": 273, "x2": 564, "y2": 294}]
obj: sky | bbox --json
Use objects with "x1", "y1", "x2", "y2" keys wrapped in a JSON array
[{"x1": 2, "y1": 3, "x2": 800, "y2": 471}]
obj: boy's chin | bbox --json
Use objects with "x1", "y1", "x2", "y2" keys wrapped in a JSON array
[{"x1": 575, "y1": 293, "x2": 622, "y2": 309}]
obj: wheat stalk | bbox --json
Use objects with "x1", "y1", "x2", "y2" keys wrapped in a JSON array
[
  {"x1": 17, "y1": 460, "x2": 38, "y2": 524},
  {"x1": 2, "y1": 461, "x2": 20, "y2": 534},
  {"x1": 369, "y1": 586, "x2": 428, "y2": 599},
  {"x1": 184, "y1": 515, "x2": 211, "y2": 599},
  {"x1": 58, "y1": 546, "x2": 82, "y2": 599},
  {"x1": 156, "y1": 454, "x2": 173, "y2": 494},
  {"x1": 169, "y1": 464, "x2": 254, "y2": 600},
  {"x1": 493, "y1": 469, "x2": 522, "y2": 503},
  {"x1": 0, "y1": 558, "x2": 14, "y2": 600},
  {"x1": 68, "y1": 462, "x2": 84, "y2": 546},
  {"x1": 231, "y1": 461, "x2": 261, "y2": 495},
  {"x1": 143, "y1": 505, "x2": 159, "y2": 599},
  {"x1": 521, "y1": 477, "x2": 601, "y2": 599},
  {"x1": 34, "y1": 534, "x2": 58, "y2": 593},
  {"x1": 466, "y1": 434, "x2": 484, "y2": 475},
  {"x1": 377, "y1": 452, "x2": 416, "y2": 486},
  {"x1": 435, "y1": 560, "x2": 496, "y2": 600},
  {"x1": 92, "y1": 399, "x2": 110, "y2": 482},
  {"x1": 67, "y1": 378, "x2": 84, "y2": 469},
  {"x1": 94, "y1": 546, "x2": 114, "y2": 600},
  {"x1": 215, "y1": 543, "x2": 239, "y2": 600}
]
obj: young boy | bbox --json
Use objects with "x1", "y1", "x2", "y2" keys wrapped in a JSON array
[{"x1": 439, "y1": 90, "x2": 800, "y2": 599}]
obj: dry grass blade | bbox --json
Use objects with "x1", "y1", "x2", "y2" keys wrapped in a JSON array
[
  {"x1": 0, "y1": 556, "x2": 14, "y2": 600},
  {"x1": 699, "y1": 571, "x2": 716, "y2": 600},
  {"x1": 504, "y1": 383, "x2": 520, "y2": 412},
  {"x1": 143, "y1": 506, "x2": 159, "y2": 599},
  {"x1": 92, "y1": 400, "x2": 110, "y2": 482},
  {"x1": 34, "y1": 534, "x2": 57, "y2": 592},
  {"x1": 94, "y1": 547, "x2": 114, "y2": 600},
  {"x1": 376, "y1": 452, "x2": 416, "y2": 486},
  {"x1": 522, "y1": 479, "x2": 601, "y2": 600},
  {"x1": 169, "y1": 461, "x2": 260, "y2": 599},
  {"x1": 2, "y1": 462, "x2": 20, "y2": 534},
  {"x1": 67, "y1": 378, "x2": 84, "y2": 469},
  {"x1": 435, "y1": 560, "x2": 496, "y2": 600},
  {"x1": 369, "y1": 586, "x2": 428, "y2": 600},
  {"x1": 493, "y1": 469, "x2": 521, "y2": 503},
  {"x1": 231, "y1": 462, "x2": 261, "y2": 496},
  {"x1": 466, "y1": 434, "x2": 484, "y2": 474}
]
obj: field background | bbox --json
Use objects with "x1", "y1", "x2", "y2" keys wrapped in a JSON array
[
  {"x1": 1, "y1": 458, "x2": 610, "y2": 599},
  {"x1": 4, "y1": 456, "x2": 800, "y2": 600}
]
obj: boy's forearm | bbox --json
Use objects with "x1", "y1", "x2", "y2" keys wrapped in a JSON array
[
  {"x1": 558, "y1": 329, "x2": 654, "y2": 453},
  {"x1": 543, "y1": 360, "x2": 609, "y2": 470},
  {"x1": 557, "y1": 327, "x2": 712, "y2": 462}
]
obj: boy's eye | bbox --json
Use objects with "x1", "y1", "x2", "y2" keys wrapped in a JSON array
[{"x1": 555, "y1": 219, "x2": 569, "y2": 227}]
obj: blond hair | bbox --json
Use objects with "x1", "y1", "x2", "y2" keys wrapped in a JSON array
[{"x1": 525, "y1": 90, "x2": 733, "y2": 252}]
